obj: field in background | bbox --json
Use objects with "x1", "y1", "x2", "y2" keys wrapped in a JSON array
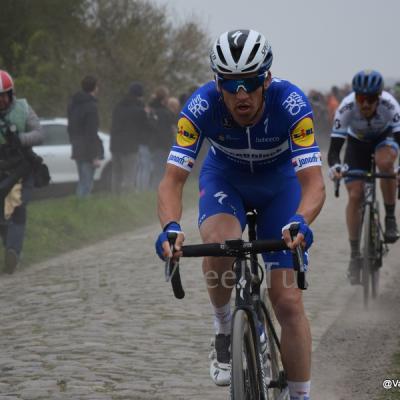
[{"x1": 0, "y1": 180, "x2": 199, "y2": 271}]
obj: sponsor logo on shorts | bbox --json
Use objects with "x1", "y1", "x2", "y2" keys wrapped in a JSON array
[
  {"x1": 292, "y1": 152, "x2": 322, "y2": 171},
  {"x1": 291, "y1": 117, "x2": 315, "y2": 147}
]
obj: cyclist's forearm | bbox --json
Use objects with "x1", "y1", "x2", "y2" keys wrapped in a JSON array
[
  {"x1": 327, "y1": 136, "x2": 345, "y2": 166},
  {"x1": 158, "y1": 185, "x2": 184, "y2": 227},
  {"x1": 296, "y1": 167, "x2": 326, "y2": 224},
  {"x1": 157, "y1": 168, "x2": 188, "y2": 228}
]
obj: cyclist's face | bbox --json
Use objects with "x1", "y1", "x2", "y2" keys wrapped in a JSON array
[
  {"x1": 0, "y1": 92, "x2": 10, "y2": 111},
  {"x1": 356, "y1": 93, "x2": 379, "y2": 118},
  {"x1": 218, "y1": 72, "x2": 271, "y2": 126}
]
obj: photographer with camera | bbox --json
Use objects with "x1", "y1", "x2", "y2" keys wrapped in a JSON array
[{"x1": 0, "y1": 70, "x2": 44, "y2": 273}]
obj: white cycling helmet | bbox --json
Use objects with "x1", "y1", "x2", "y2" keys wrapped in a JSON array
[{"x1": 210, "y1": 29, "x2": 273, "y2": 76}]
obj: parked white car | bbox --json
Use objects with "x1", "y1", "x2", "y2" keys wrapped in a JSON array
[{"x1": 35, "y1": 118, "x2": 112, "y2": 189}]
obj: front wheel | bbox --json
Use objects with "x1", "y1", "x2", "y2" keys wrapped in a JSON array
[
  {"x1": 231, "y1": 309, "x2": 260, "y2": 400},
  {"x1": 262, "y1": 288, "x2": 290, "y2": 400},
  {"x1": 370, "y1": 204, "x2": 381, "y2": 299},
  {"x1": 362, "y1": 204, "x2": 372, "y2": 308}
]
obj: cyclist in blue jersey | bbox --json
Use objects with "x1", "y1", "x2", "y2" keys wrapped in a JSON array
[
  {"x1": 156, "y1": 29, "x2": 325, "y2": 399},
  {"x1": 327, "y1": 70, "x2": 400, "y2": 284}
]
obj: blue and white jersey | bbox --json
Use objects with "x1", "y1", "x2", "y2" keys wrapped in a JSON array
[
  {"x1": 167, "y1": 78, "x2": 321, "y2": 175},
  {"x1": 331, "y1": 91, "x2": 400, "y2": 142}
]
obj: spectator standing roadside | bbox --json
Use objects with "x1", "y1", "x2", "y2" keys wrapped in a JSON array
[
  {"x1": 148, "y1": 86, "x2": 175, "y2": 188},
  {"x1": 67, "y1": 75, "x2": 104, "y2": 197},
  {"x1": 166, "y1": 96, "x2": 181, "y2": 120},
  {"x1": 0, "y1": 70, "x2": 44, "y2": 273},
  {"x1": 110, "y1": 81, "x2": 151, "y2": 193},
  {"x1": 326, "y1": 86, "x2": 340, "y2": 124}
]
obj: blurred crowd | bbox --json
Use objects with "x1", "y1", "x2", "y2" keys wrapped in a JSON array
[
  {"x1": 67, "y1": 76, "x2": 199, "y2": 197},
  {"x1": 68, "y1": 76, "x2": 400, "y2": 197},
  {"x1": 109, "y1": 82, "x2": 200, "y2": 194}
]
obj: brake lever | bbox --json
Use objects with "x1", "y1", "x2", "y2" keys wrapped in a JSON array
[
  {"x1": 288, "y1": 223, "x2": 308, "y2": 290},
  {"x1": 164, "y1": 232, "x2": 185, "y2": 299},
  {"x1": 164, "y1": 232, "x2": 178, "y2": 282}
]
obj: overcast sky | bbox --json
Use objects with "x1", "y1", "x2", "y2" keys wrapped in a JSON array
[{"x1": 151, "y1": 0, "x2": 399, "y2": 92}]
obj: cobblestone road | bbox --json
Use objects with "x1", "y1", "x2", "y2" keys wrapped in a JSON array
[{"x1": 0, "y1": 181, "x2": 398, "y2": 400}]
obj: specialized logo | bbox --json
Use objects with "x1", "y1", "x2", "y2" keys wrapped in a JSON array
[
  {"x1": 231, "y1": 31, "x2": 243, "y2": 46},
  {"x1": 188, "y1": 94, "x2": 209, "y2": 118},
  {"x1": 214, "y1": 191, "x2": 228, "y2": 205},
  {"x1": 237, "y1": 276, "x2": 246, "y2": 300},
  {"x1": 263, "y1": 116, "x2": 269, "y2": 134},
  {"x1": 283, "y1": 92, "x2": 307, "y2": 116},
  {"x1": 176, "y1": 117, "x2": 199, "y2": 147},
  {"x1": 167, "y1": 150, "x2": 195, "y2": 171},
  {"x1": 291, "y1": 117, "x2": 315, "y2": 147},
  {"x1": 292, "y1": 152, "x2": 322, "y2": 172}
]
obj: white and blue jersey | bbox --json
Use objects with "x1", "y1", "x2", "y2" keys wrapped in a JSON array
[
  {"x1": 168, "y1": 78, "x2": 321, "y2": 174},
  {"x1": 167, "y1": 78, "x2": 322, "y2": 269}
]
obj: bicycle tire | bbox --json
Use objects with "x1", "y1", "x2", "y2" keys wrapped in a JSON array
[
  {"x1": 261, "y1": 288, "x2": 290, "y2": 400},
  {"x1": 370, "y1": 204, "x2": 380, "y2": 299},
  {"x1": 231, "y1": 309, "x2": 260, "y2": 400},
  {"x1": 362, "y1": 204, "x2": 371, "y2": 308}
]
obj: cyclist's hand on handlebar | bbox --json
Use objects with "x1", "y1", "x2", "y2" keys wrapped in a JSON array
[
  {"x1": 155, "y1": 221, "x2": 185, "y2": 261},
  {"x1": 328, "y1": 163, "x2": 343, "y2": 181},
  {"x1": 281, "y1": 214, "x2": 313, "y2": 251}
]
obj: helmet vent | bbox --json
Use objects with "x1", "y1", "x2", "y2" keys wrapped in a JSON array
[
  {"x1": 218, "y1": 66, "x2": 231, "y2": 73},
  {"x1": 216, "y1": 45, "x2": 227, "y2": 66},
  {"x1": 231, "y1": 46, "x2": 242, "y2": 63},
  {"x1": 246, "y1": 43, "x2": 260, "y2": 65},
  {"x1": 242, "y1": 65, "x2": 256, "y2": 73}
]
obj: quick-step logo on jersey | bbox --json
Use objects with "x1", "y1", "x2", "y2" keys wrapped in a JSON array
[
  {"x1": 176, "y1": 117, "x2": 199, "y2": 147},
  {"x1": 291, "y1": 117, "x2": 315, "y2": 147},
  {"x1": 167, "y1": 150, "x2": 195, "y2": 171},
  {"x1": 188, "y1": 94, "x2": 209, "y2": 118},
  {"x1": 292, "y1": 152, "x2": 322, "y2": 172},
  {"x1": 283, "y1": 92, "x2": 307, "y2": 116}
]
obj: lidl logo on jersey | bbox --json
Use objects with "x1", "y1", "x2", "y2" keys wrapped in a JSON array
[
  {"x1": 291, "y1": 117, "x2": 315, "y2": 147},
  {"x1": 176, "y1": 117, "x2": 199, "y2": 147},
  {"x1": 292, "y1": 152, "x2": 322, "y2": 171}
]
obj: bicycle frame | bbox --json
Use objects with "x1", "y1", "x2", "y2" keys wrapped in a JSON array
[
  {"x1": 335, "y1": 154, "x2": 395, "y2": 306},
  {"x1": 165, "y1": 212, "x2": 305, "y2": 399}
]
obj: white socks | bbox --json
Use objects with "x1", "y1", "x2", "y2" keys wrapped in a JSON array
[
  {"x1": 288, "y1": 380, "x2": 311, "y2": 400},
  {"x1": 213, "y1": 303, "x2": 232, "y2": 335}
]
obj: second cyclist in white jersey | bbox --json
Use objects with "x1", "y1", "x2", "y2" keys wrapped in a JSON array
[{"x1": 327, "y1": 70, "x2": 400, "y2": 284}]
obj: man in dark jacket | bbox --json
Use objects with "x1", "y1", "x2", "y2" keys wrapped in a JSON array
[
  {"x1": 110, "y1": 81, "x2": 153, "y2": 193},
  {"x1": 148, "y1": 85, "x2": 176, "y2": 187},
  {"x1": 67, "y1": 75, "x2": 104, "y2": 197}
]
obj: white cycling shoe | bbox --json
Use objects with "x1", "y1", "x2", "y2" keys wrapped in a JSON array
[{"x1": 209, "y1": 334, "x2": 231, "y2": 386}]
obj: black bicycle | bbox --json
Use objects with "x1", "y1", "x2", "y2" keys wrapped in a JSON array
[
  {"x1": 334, "y1": 155, "x2": 399, "y2": 308},
  {"x1": 165, "y1": 211, "x2": 307, "y2": 400}
]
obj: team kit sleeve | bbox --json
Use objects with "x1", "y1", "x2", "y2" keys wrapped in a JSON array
[
  {"x1": 388, "y1": 95, "x2": 400, "y2": 137},
  {"x1": 166, "y1": 86, "x2": 211, "y2": 172},
  {"x1": 283, "y1": 87, "x2": 322, "y2": 172},
  {"x1": 330, "y1": 98, "x2": 350, "y2": 140}
]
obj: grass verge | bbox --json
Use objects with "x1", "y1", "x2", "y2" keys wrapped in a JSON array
[{"x1": 0, "y1": 180, "x2": 199, "y2": 269}]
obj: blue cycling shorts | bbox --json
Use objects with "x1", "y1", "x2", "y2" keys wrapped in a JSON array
[{"x1": 198, "y1": 164, "x2": 308, "y2": 270}]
